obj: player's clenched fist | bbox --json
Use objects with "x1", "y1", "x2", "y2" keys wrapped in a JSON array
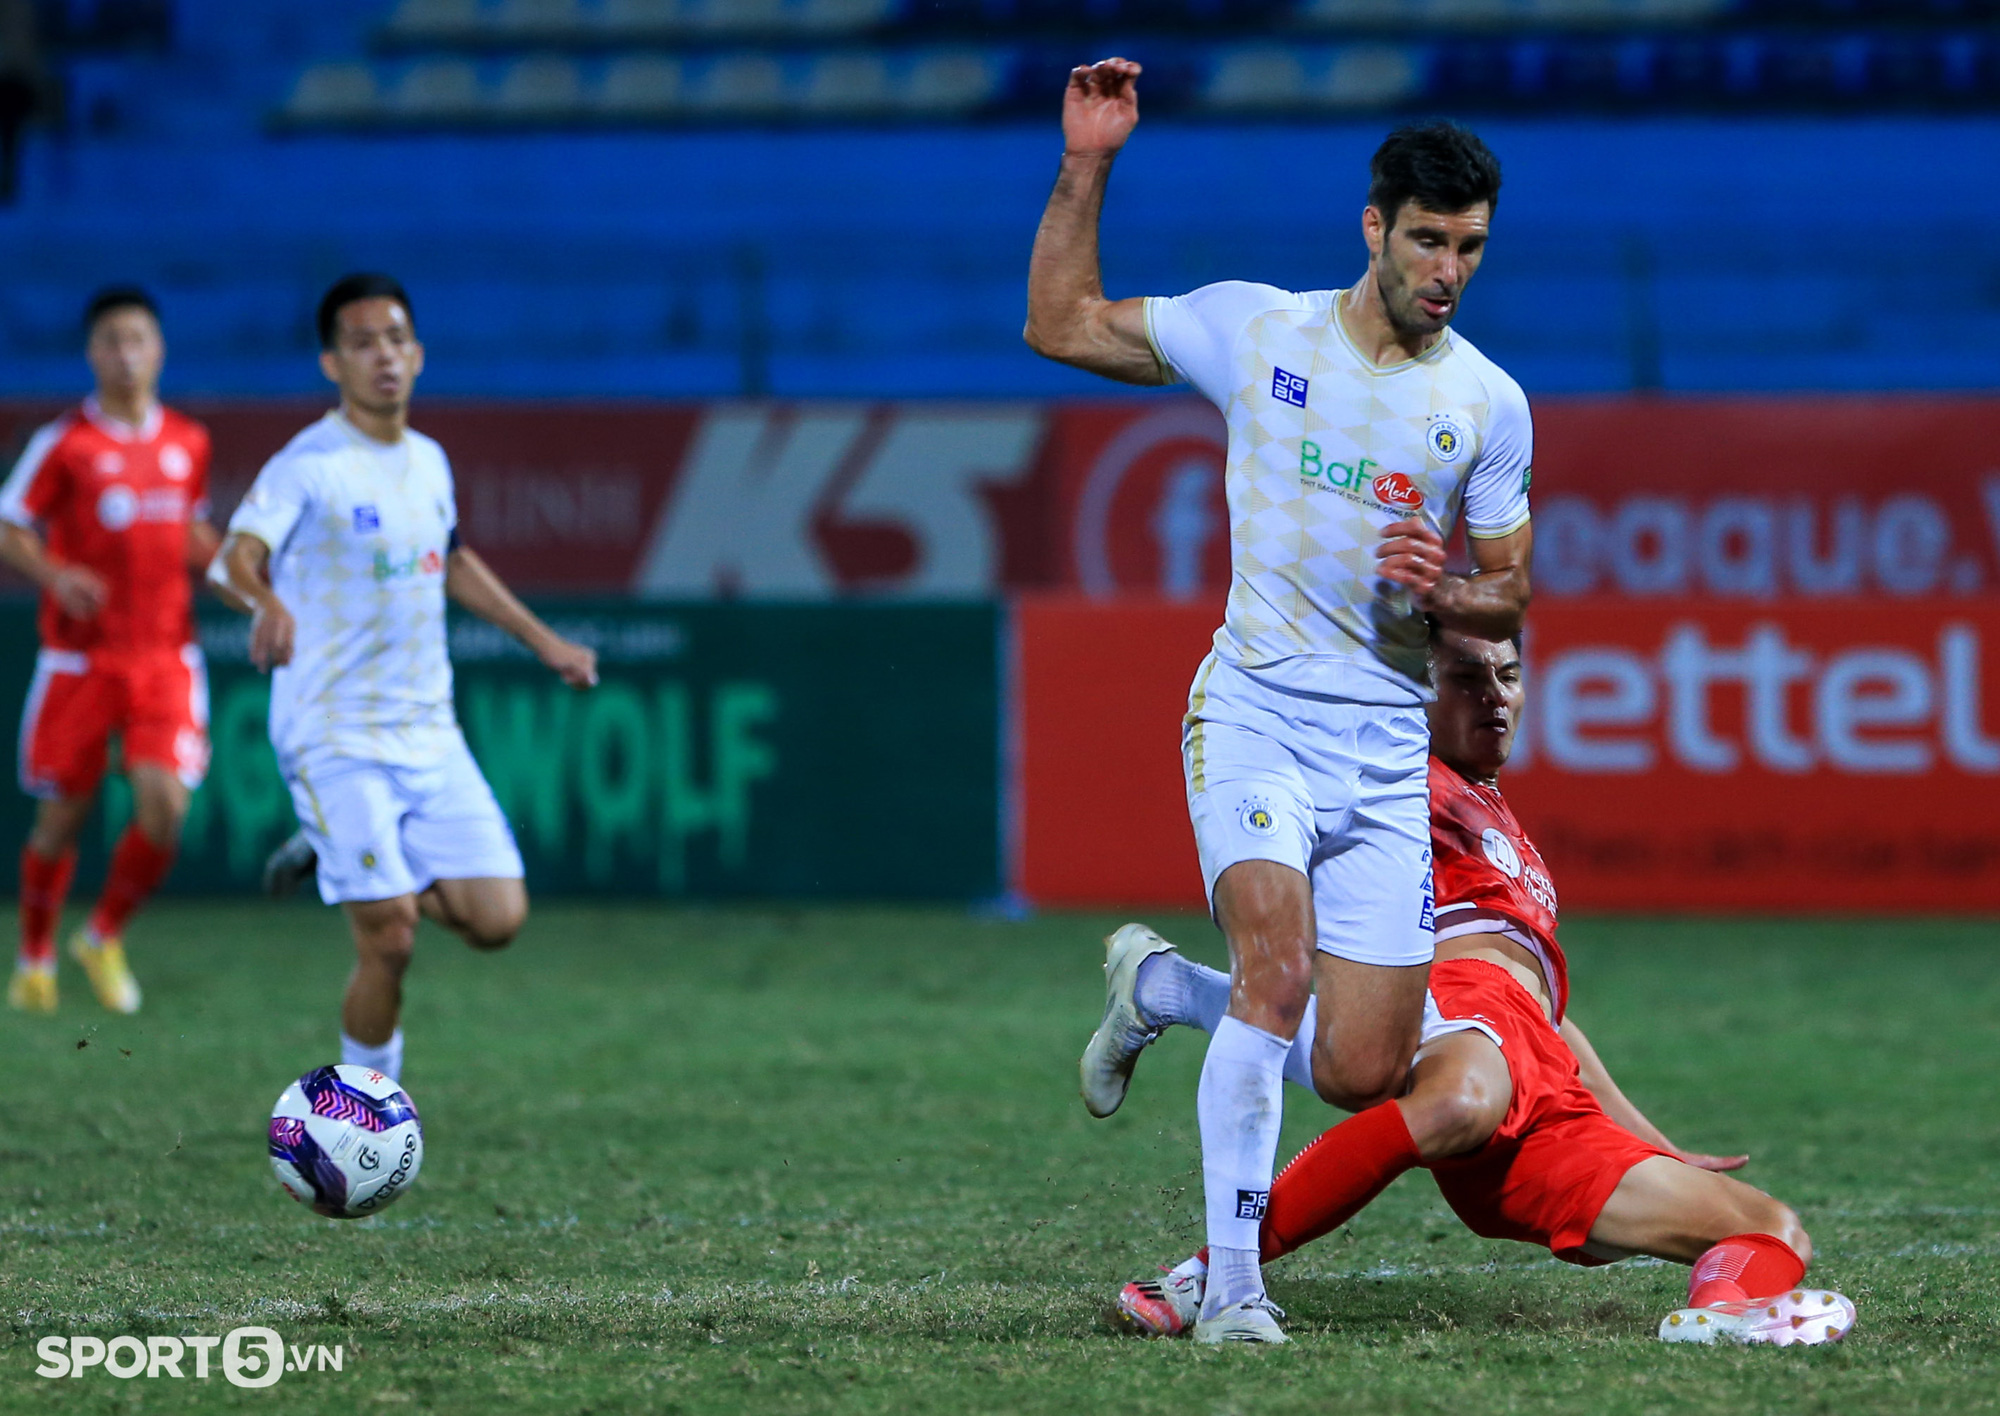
[
  {"x1": 249, "y1": 595, "x2": 297, "y2": 671},
  {"x1": 1063, "y1": 57, "x2": 1141, "y2": 156},
  {"x1": 1374, "y1": 518, "x2": 1447, "y2": 601}
]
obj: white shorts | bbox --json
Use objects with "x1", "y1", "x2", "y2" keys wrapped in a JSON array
[
  {"x1": 1184, "y1": 654, "x2": 1435, "y2": 968},
  {"x1": 282, "y1": 736, "x2": 524, "y2": 906}
]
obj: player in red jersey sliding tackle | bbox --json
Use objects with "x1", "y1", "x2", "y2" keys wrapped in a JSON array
[
  {"x1": 2, "y1": 287, "x2": 217, "y2": 1014},
  {"x1": 1083, "y1": 626, "x2": 1855, "y2": 1346}
]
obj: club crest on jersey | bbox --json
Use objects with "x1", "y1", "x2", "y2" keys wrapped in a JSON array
[
  {"x1": 1371, "y1": 471, "x2": 1425, "y2": 512},
  {"x1": 1481, "y1": 827, "x2": 1522, "y2": 879},
  {"x1": 1239, "y1": 798, "x2": 1280, "y2": 838},
  {"x1": 1271, "y1": 368, "x2": 1309, "y2": 408},
  {"x1": 96, "y1": 485, "x2": 137, "y2": 531},
  {"x1": 1427, "y1": 416, "x2": 1469, "y2": 464},
  {"x1": 353, "y1": 505, "x2": 381, "y2": 534},
  {"x1": 158, "y1": 444, "x2": 192, "y2": 481}
]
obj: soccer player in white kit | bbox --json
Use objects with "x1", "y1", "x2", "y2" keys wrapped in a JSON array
[
  {"x1": 211, "y1": 274, "x2": 598, "y2": 1083},
  {"x1": 1026, "y1": 61, "x2": 1534, "y2": 1342}
]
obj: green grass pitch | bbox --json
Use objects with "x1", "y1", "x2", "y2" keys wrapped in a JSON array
[{"x1": 3, "y1": 902, "x2": 1998, "y2": 1414}]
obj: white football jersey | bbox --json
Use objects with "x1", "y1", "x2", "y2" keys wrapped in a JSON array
[
  {"x1": 1146, "y1": 282, "x2": 1533, "y2": 704},
  {"x1": 225, "y1": 411, "x2": 460, "y2": 768}
]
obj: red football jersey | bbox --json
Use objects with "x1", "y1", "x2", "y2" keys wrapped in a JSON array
[
  {"x1": 1429, "y1": 754, "x2": 1568, "y2": 1022},
  {"x1": 0, "y1": 400, "x2": 211, "y2": 654}
]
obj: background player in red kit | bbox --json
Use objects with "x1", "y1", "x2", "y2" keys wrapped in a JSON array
[
  {"x1": 1090, "y1": 627, "x2": 1855, "y2": 1346},
  {"x1": 0, "y1": 287, "x2": 218, "y2": 1015}
]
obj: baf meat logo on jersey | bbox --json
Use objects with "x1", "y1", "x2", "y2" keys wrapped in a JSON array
[
  {"x1": 1426, "y1": 415, "x2": 1470, "y2": 464},
  {"x1": 1371, "y1": 471, "x2": 1425, "y2": 513}
]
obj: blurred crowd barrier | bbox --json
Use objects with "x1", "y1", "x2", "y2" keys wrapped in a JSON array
[{"x1": 1, "y1": 394, "x2": 1992, "y2": 910}]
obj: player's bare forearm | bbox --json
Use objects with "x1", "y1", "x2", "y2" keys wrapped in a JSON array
[
  {"x1": 213, "y1": 532, "x2": 273, "y2": 615},
  {"x1": 0, "y1": 520, "x2": 55, "y2": 587},
  {"x1": 447, "y1": 546, "x2": 598, "y2": 687},
  {"x1": 1024, "y1": 154, "x2": 1165, "y2": 385},
  {"x1": 186, "y1": 520, "x2": 221, "y2": 573},
  {"x1": 1428, "y1": 523, "x2": 1532, "y2": 638}
]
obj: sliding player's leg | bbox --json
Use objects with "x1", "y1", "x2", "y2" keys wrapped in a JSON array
[
  {"x1": 1118, "y1": 1028, "x2": 1508, "y2": 1336},
  {"x1": 1587, "y1": 1155, "x2": 1853, "y2": 1345}
]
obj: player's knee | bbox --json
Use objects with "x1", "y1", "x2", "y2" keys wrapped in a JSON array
[
  {"x1": 461, "y1": 891, "x2": 526, "y2": 951},
  {"x1": 1310, "y1": 1045, "x2": 1411, "y2": 1112},
  {"x1": 1402, "y1": 1069, "x2": 1502, "y2": 1158},
  {"x1": 464, "y1": 908, "x2": 523, "y2": 952},
  {"x1": 354, "y1": 904, "x2": 419, "y2": 970}
]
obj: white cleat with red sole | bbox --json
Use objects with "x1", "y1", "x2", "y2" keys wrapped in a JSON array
[{"x1": 1659, "y1": 1289, "x2": 1856, "y2": 1347}]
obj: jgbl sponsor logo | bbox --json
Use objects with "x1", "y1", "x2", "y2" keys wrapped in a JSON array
[
  {"x1": 1525, "y1": 621, "x2": 2000, "y2": 775},
  {"x1": 35, "y1": 1327, "x2": 343, "y2": 1386}
]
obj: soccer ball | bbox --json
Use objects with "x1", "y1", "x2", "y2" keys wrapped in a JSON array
[{"x1": 268, "y1": 1064, "x2": 424, "y2": 1219}]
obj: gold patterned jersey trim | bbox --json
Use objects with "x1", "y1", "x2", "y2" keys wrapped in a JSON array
[{"x1": 1465, "y1": 509, "x2": 1533, "y2": 540}]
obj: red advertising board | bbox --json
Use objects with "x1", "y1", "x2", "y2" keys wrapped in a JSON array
[{"x1": 1014, "y1": 597, "x2": 2000, "y2": 914}]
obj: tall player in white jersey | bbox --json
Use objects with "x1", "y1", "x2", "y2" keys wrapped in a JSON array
[
  {"x1": 212, "y1": 274, "x2": 598, "y2": 1083},
  {"x1": 1026, "y1": 62, "x2": 1533, "y2": 1343}
]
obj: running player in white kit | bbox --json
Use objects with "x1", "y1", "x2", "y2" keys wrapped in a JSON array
[
  {"x1": 211, "y1": 274, "x2": 598, "y2": 1083},
  {"x1": 1026, "y1": 61, "x2": 1533, "y2": 1343}
]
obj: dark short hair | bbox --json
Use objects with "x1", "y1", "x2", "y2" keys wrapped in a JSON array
[
  {"x1": 317, "y1": 273, "x2": 414, "y2": 349},
  {"x1": 1367, "y1": 122, "x2": 1502, "y2": 234},
  {"x1": 83, "y1": 285, "x2": 160, "y2": 337},
  {"x1": 1427, "y1": 616, "x2": 1523, "y2": 653}
]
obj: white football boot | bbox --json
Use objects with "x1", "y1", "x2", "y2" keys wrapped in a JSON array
[
  {"x1": 1194, "y1": 1297, "x2": 1290, "y2": 1345},
  {"x1": 1079, "y1": 923, "x2": 1177, "y2": 1118},
  {"x1": 1115, "y1": 1266, "x2": 1205, "y2": 1337},
  {"x1": 1659, "y1": 1289, "x2": 1856, "y2": 1347}
]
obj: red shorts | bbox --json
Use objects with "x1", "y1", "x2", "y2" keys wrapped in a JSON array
[
  {"x1": 1425, "y1": 958, "x2": 1674, "y2": 1266},
  {"x1": 18, "y1": 645, "x2": 210, "y2": 800}
]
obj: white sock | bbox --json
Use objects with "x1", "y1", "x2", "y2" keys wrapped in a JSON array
[
  {"x1": 1206, "y1": 1245, "x2": 1264, "y2": 1312},
  {"x1": 1197, "y1": 1015, "x2": 1289, "y2": 1313},
  {"x1": 1177, "y1": 959, "x2": 1320, "y2": 1093},
  {"x1": 1169, "y1": 1252, "x2": 1209, "y2": 1283},
  {"x1": 341, "y1": 1028, "x2": 404, "y2": 1082},
  {"x1": 1133, "y1": 950, "x2": 1230, "y2": 1029}
]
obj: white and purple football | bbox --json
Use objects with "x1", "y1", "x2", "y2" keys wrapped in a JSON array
[{"x1": 268, "y1": 1065, "x2": 424, "y2": 1219}]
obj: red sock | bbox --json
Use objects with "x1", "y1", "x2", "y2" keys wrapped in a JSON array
[
  {"x1": 1255, "y1": 1102, "x2": 1424, "y2": 1264},
  {"x1": 88, "y1": 826, "x2": 176, "y2": 941},
  {"x1": 19, "y1": 846, "x2": 77, "y2": 965},
  {"x1": 1688, "y1": 1233, "x2": 1806, "y2": 1308}
]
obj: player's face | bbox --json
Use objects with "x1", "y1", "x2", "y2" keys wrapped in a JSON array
[
  {"x1": 1428, "y1": 630, "x2": 1523, "y2": 782},
  {"x1": 85, "y1": 307, "x2": 165, "y2": 403},
  {"x1": 320, "y1": 298, "x2": 424, "y2": 415},
  {"x1": 1365, "y1": 200, "x2": 1490, "y2": 340}
]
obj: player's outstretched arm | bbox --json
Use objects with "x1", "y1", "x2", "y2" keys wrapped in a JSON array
[
  {"x1": 1561, "y1": 1015, "x2": 1748, "y2": 1173},
  {"x1": 212, "y1": 531, "x2": 296, "y2": 670},
  {"x1": 444, "y1": 545, "x2": 599, "y2": 689},
  {"x1": 1023, "y1": 58, "x2": 1170, "y2": 386},
  {"x1": 0, "y1": 519, "x2": 107, "y2": 619}
]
